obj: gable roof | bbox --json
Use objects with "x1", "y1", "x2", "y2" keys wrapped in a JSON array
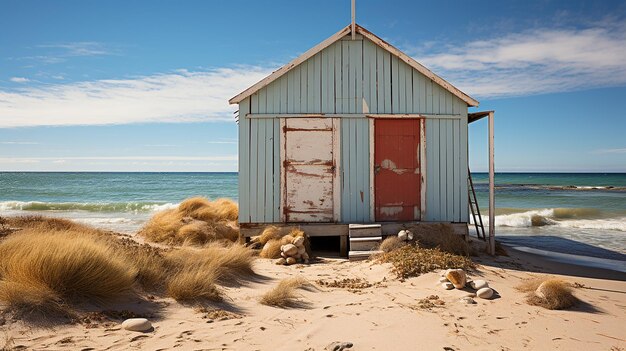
[{"x1": 229, "y1": 24, "x2": 479, "y2": 107}]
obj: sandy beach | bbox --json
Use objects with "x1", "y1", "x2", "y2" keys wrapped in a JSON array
[{"x1": 2, "y1": 234, "x2": 624, "y2": 351}]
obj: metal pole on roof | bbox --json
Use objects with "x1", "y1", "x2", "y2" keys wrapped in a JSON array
[{"x1": 351, "y1": 0, "x2": 356, "y2": 40}]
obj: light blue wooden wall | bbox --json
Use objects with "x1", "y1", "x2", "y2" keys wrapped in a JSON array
[
  {"x1": 239, "y1": 34, "x2": 469, "y2": 224},
  {"x1": 238, "y1": 98, "x2": 281, "y2": 223},
  {"x1": 424, "y1": 101, "x2": 469, "y2": 223},
  {"x1": 340, "y1": 117, "x2": 370, "y2": 223}
]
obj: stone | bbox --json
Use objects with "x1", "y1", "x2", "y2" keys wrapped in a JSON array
[
  {"x1": 121, "y1": 318, "x2": 152, "y2": 332},
  {"x1": 406, "y1": 230, "x2": 414, "y2": 241},
  {"x1": 282, "y1": 244, "x2": 298, "y2": 256},
  {"x1": 477, "y1": 287, "x2": 494, "y2": 299},
  {"x1": 293, "y1": 236, "x2": 305, "y2": 247},
  {"x1": 280, "y1": 252, "x2": 288, "y2": 258},
  {"x1": 286, "y1": 257, "x2": 297, "y2": 265},
  {"x1": 298, "y1": 246, "x2": 306, "y2": 255},
  {"x1": 301, "y1": 252, "x2": 310, "y2": 260},
  {"x1": 470, "y1": 280, "x2": 489, "y2": 290},
  {"x1": 438, "y1": 276, "x2": 449, "y2": 283},
  {"x1": 445, "y1": 269, "x2": 467, "y2": 289},
  {"x1": 275, "y1": 258, "x2": 286, "y2": 265},
  {"x1": 459, "y1": 297, "x2": 476, "y2": 305},
  {"x1": 397, "y1": 230, "x2": 409, "y2": 241},
  {"x1": 441, "y1": 282, "x2": 454, "y2": 290}
]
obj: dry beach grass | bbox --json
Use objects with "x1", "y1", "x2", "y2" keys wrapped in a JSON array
[
  {"x1": 259, "y1": 277, "x2": 311, "y2": 308},
  {"x1": 0, "y1": 213, "x2": 256, "y2": 318},
  {"x1": 516, "y1": 277, "x2": 579, "y2": 310},
  {"x1": 0, "y1": 230, "x2": 135, "y2": 315},
  {"x1": 378, "y1": 244, "x2": 474, "y2": 279},
  {"x1": 139, "y1": 197, "x2": 239, "y2": 246}
]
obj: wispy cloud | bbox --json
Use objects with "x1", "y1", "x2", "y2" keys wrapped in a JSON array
[
  {"x1": 207, "y1": 141, "x2": 238, "y2": 144},
  {"x1": 0, "y1": 141, "x2": 39, "y2": 145},
  {"x1": 594, "y1": 148, "x2": 626, "y2": 154},
  {"x1": 0, "y1": 67, "x2": 270, "y2": 127},
  {"x1": 408, "y1": 21, "x2": 626, "y2": 98},
  {"x1": 10, "y1": 42, "x2": 116, "y2": 65},
  {"x1": 9, "y1": 77, "x2": 30, "y2": 83},
  {"x1": 37, "y1": 42, "x2": 113, "y2": 57},
  {"x1": 0, "y1": 155, "x2": 237, "y2": 162}
]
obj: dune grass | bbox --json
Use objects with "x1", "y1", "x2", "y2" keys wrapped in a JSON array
[
  {"x1": 378, "y1": 236, "x2": 407, "y2": 253},
  {"x1": 406, "y1": 223, "x2": 471, "y2": 256},
  {"x1": 164, "y1": 243, "x2": 255, "y2": 302},
  {"x1": 516, "y1": 277, "x2": 579, "y2": 310},
  {"x1": 166, "y1": 269, "x2": 222, "y2": 302},
  {"x1": 260, "y1": 239, "x2": 282, "y2": 259},
  {"x1": 0, "y1": 230, "x2": 136, "y2": 313},
  {"x1": 377, "y1": 244, "x2": 474, "y2": 279},
  {"x1": 259, "y1": 277, "x2": 311, "y2": 308},
  {"x1": 166, "y1": 243, "x2": 256, "y2": 283},
  {"x1": 254, "y1": 226, "x2": 283, "y2": 246},
  {"x1": 0, "y1": 216, "x2": 258, "y2": 318},
  {"x1": 139, "y1": 197, "x2": 240, "y2": 246}
]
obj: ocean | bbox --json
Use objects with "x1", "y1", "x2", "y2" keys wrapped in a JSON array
[{"x1": 1, "y1": 172, "x2": 625, "y2": 258}]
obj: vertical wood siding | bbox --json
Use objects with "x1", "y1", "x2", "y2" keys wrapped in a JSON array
[
  {"x1": 340, "y1": 117, "x2": 370, "y2": 223},
  {"x1": 239, "y1": 35, "x2": 469, "y2": 223},
  {"x1": 424, "y1": 99, "x2": 469, "y2": 222},
  {"x1": 239, "y1": 97, "x2": 281, "y2": 223}
]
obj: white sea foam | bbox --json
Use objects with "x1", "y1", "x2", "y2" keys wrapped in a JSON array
[
  {"x1": 474, "y1": 208, "x2": 626, "y2": 232},
  {"x1": 0, "y1": 200, "x2": 179, "y2": 213}
]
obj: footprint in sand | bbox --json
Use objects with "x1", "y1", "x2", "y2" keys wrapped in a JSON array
[{"x1": 130, "y1": 334, "x2": 150, "y2": 342}]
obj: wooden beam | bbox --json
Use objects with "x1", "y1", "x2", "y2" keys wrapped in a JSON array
[
  {"x1": 468, "y1": 110, "x2": 494, "y2": 124},
  {"x1": 488, "y1": 111, "x2": 495, "y2": 255},
  {"x1": 246, "y1": 113, "x2": 462, "y2": 119},
  {"x1": 240, "y1": 223, "x2": 350, "y2": 237}
]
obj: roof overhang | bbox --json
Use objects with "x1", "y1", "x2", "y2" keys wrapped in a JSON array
[
  {"x1": 229, "y1": 24, "x2": 479, "y2": 107},
  {"x1": 468, "y1": 110, "x2": 494, "y2": 124}
]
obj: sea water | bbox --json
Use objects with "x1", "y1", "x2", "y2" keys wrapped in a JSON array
[{"x1": 1, "y1": 172, "x2": 625, "y2": 256}]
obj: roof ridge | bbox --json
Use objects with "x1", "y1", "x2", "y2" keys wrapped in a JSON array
[{"x1": 229, "y1": 23, "x2": 478, "y2": 107}]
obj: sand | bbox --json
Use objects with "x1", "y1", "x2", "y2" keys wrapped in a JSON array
[{"x1": 1, "y1": 245, "x2": 625, "y2": 351}]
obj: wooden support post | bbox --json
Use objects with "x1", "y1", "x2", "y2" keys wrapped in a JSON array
[
  {"x1": 340, "y1": 235, "x2": 348, "y2": 257},
  {"x1": 488, "y1": 112, "x2": 495, "y2": 255}
]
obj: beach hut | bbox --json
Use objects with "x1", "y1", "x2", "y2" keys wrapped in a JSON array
[{"x1": 230, "y1": 22, "x2": 496, "y2": 256}]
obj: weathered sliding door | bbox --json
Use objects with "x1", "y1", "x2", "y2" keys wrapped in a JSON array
[
  {"x1": 281, "y1": 118, "x2": 340, "y2": 222},
  {"x1": 374, "y1": 119, "x2": 423, "y2": 221}
]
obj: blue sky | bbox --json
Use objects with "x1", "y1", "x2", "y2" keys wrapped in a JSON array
[{"x1": 1, "y1": 0, "x2": 625, "y2": 172}]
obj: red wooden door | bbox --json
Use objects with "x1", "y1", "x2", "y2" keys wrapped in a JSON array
[{"x1": 374, "y1": 119, "x2": 421, "y2": 221}]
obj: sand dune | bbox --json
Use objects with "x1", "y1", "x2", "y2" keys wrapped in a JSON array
[{"x1": 2, "y1": 245, "x2": 625, "y2": 351}]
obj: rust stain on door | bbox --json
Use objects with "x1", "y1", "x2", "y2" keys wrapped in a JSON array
[
  {"x1": 374, "y1": 119, "x2": 421, "y2": 221},
  {"x1": 283, "y1": 118, "x2": 335, "y2": 222}
]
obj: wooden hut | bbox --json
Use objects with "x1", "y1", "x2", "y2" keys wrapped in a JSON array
[{"x1": 230, "y1": 23, "x2": 495, "y2": 256}]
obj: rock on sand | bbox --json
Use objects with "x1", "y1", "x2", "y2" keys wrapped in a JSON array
[
  {"x1": 121, "y1": 318, "x2": 152, "y2": 332},
  {"x1": 477, "y1": 287, "x2": 494, "y2": 299}
]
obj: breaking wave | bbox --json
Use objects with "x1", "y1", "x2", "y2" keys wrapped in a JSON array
[
  {"x1": 0, "y1": 201, "x2": 178, "y2": 213},
  {"x1": 492, "y1": 184, "x2": 626, "y2": 191},
  {"x1": 476, "y1": 208, "x2": 626, "y2": 232}
]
